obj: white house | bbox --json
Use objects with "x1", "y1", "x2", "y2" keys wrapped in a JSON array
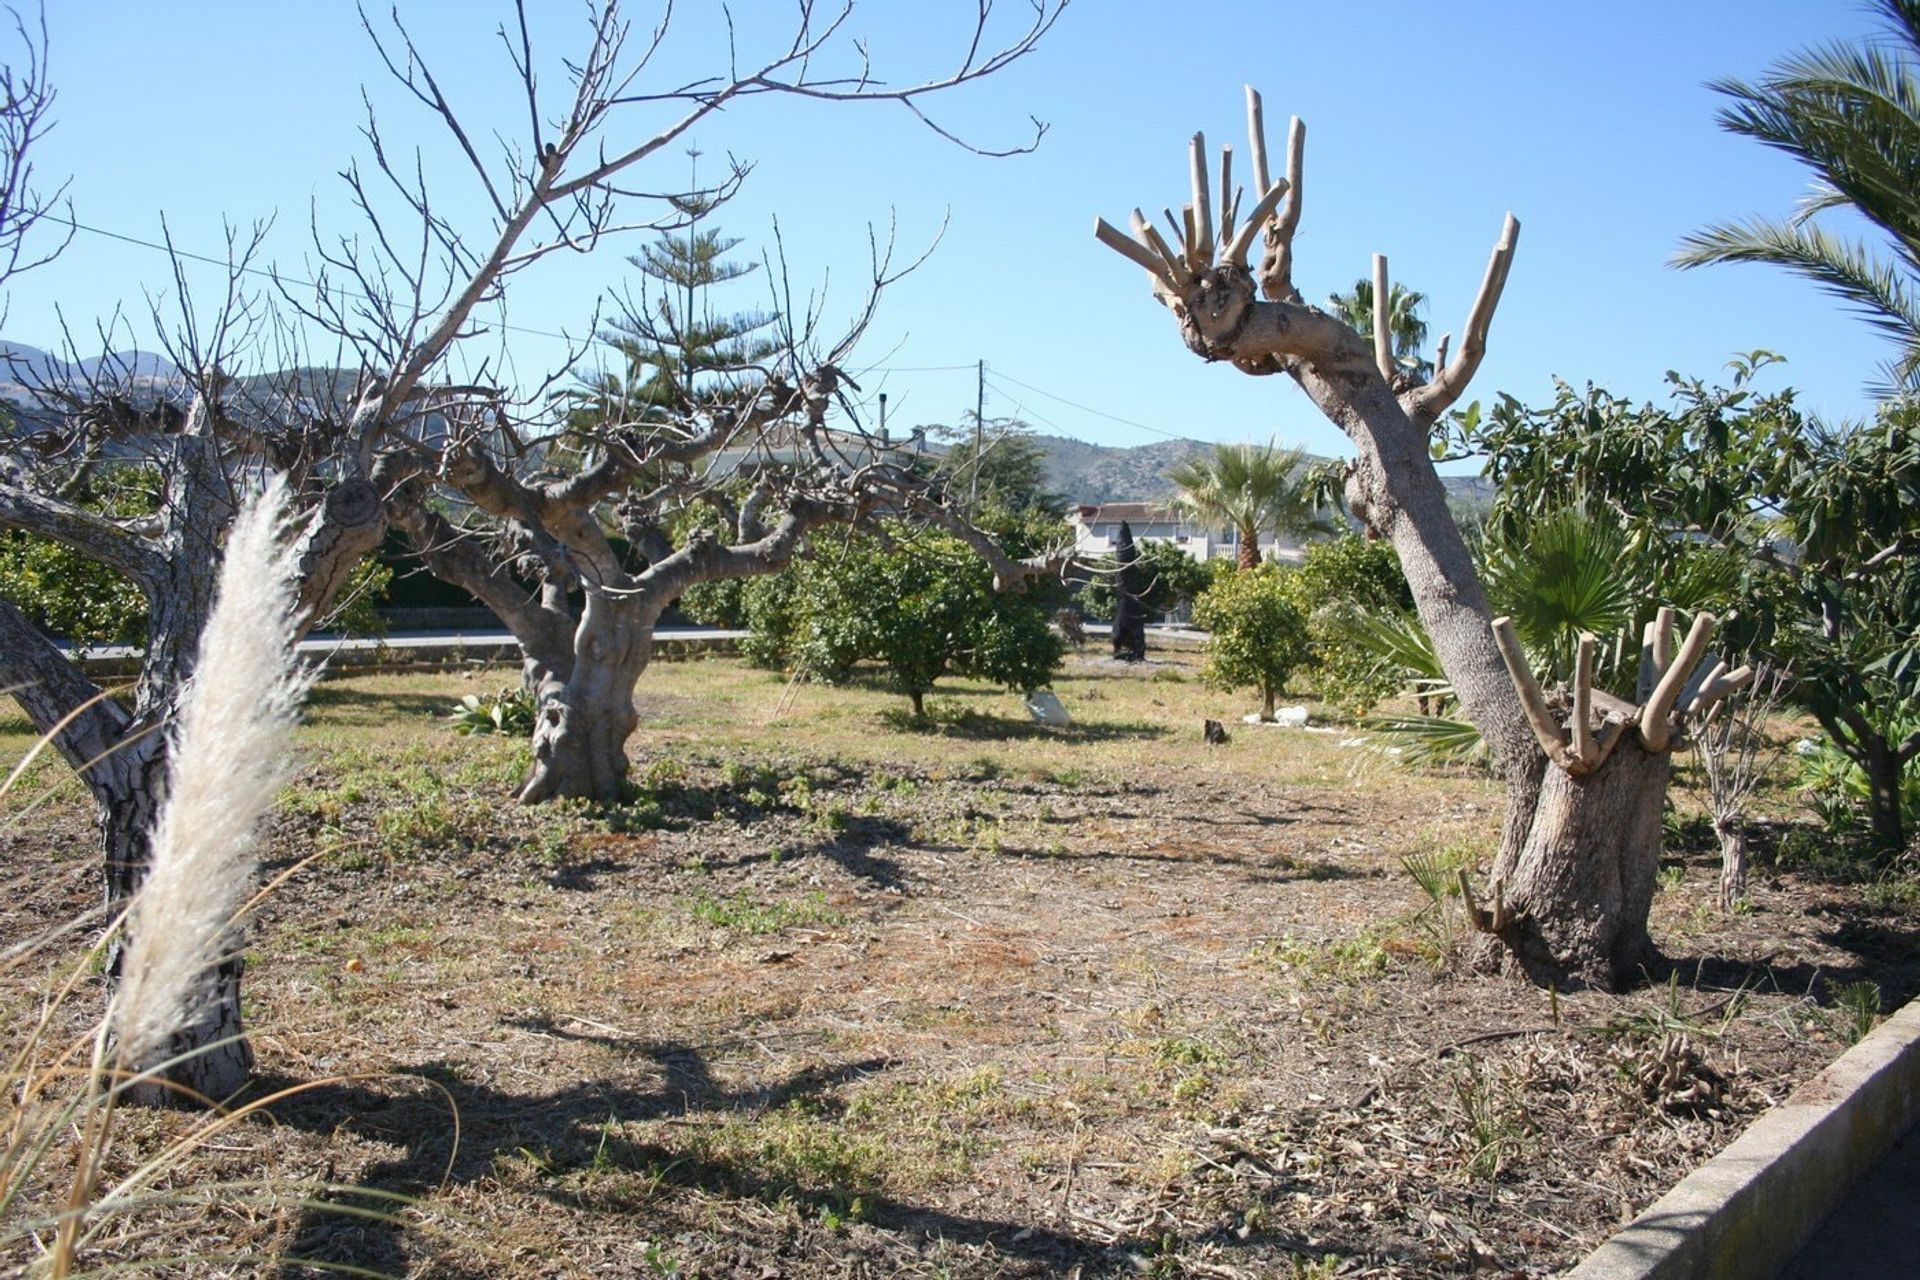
[{"x1": 1066, "y1": 501, "x2": 1307, "y2": 564}]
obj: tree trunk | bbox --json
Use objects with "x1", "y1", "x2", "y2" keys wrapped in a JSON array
[
  {"x1": 1261, "y1": 684, "x2": 1277, "y2": 721},
  {"x1": 518, "y1": 595, "x2": 650, "y2": 805},
  {"x1": 1861, "y1": 739, "x2": 1906, "y2": 851},
  {"x1": 909, "y1": 688, "x2": 927, "y2": 720},
  {"x1": 1716, "y1": 819, "x2": 1747, "y2": 912},
  {"x1": 1480, "y1": 741, "x2": 1672, "y2": 989},
  {"x1": 95, "y1": 729, "x2": 254, "y2": 1103}
]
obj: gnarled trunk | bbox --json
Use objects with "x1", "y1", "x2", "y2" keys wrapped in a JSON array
[
  {"x1": 97, "y1": 727, "x2": 253, "y2": 1103},
  {"x1": 518, "y1": 596, "x2": 651, "y2": 805},
  {"x1": 1481, "y1": 741, "x2": 1671, "y2": 989}
]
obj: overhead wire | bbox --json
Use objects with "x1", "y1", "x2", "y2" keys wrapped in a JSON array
[{"x1": 41, "y1": 217, "x2": 1207, "y2": 451}]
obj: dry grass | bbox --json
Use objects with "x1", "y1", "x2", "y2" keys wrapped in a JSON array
[{"x1": 3, "y1": 649, "x2": 1915, "y2": 1277}]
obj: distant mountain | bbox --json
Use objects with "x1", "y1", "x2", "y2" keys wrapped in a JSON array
[
  {"x1": 1029, "y1": 431, "x2": 1492, "y2": 511},
  {"x1": 0, "y1": 341, "x2": 180, "y2": 391},
  {"x1": 1029, "y1": 433, "x2": 1215, "y2": 507}
]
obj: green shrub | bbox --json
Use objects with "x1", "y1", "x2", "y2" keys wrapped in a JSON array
[
  {"x1": 1192, "y1": 564, "x2": 1311, "y2": 720},
  {"x1": 1795, "y1": 725, "x2": 1920, "y2": 840},
  {"x1": 738, "y1": 528, "x2": 1063, "y2": 716},
  {"x1": 448, "y1": 685, "x2": 537, "y2": 736}
]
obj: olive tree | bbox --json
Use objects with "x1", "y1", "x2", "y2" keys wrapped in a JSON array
[{"x1": 1094, "y1": 92, "x2": 1752, "y2": 988}]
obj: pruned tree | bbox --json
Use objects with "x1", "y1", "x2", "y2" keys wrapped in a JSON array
[
  {"x1": 1094, "y1": 90, "x2": 1751, "y2": 988},
  {"x1": 1694, "y1": 666, "x2": 1786, "y2": 909},
  {"x1": 0, "y1": 0, "x2": 1065, "y2": 1099}
]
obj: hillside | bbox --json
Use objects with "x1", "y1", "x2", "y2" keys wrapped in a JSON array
[{"x1": 1028, "y1": 431, "x2": 1492, "y2": 509}]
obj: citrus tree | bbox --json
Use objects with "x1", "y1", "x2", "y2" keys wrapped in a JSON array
[{"x1": 1193, "y1": 564, "x2": 1311, "y2": 721}]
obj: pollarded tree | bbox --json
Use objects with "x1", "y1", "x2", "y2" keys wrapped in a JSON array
[
  {"x1": 1094, "y1": 91, "x2": 1753, "y2": 988},
  {"x1": 0, "y1": 0, "x2": 1064, "y2": 1098}
]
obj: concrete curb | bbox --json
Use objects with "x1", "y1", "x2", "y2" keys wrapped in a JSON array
[{"x1": 1565, "y1": 994, "x2": 1920, "y2": 1280}]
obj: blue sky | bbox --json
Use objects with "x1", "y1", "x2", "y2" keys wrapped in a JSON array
[{"x1": 2, "y1": 1, "x2": 1897, "y2": 463}]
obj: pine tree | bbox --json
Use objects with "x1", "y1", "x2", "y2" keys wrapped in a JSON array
[{"x1": 573, "y1": 152, "x2": 780, "y2": 423}]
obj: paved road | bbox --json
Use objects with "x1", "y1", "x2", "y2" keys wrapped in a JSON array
[{"x1": 1775, "y1": 1119, "x2": 1920, "y2": 1279}]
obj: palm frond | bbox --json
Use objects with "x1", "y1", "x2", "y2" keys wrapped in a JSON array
[
  {"x1": 1363, "y1": 713, "x2": 1488, "y2": 766},
  {"x1": 1676, "y1": 218, "x2": 1920, "y2": 374},
  {"x1": 1480, "y1": 507, "x2": 1636, "y2": 679}
]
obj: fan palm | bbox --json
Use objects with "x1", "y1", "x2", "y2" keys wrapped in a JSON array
[
  {"x1": 1328, "y1": 278, "x2": 1432, "y2": 378},
  {"x1": 1675, "y1": 0, "x2": 1920, "y2": 395},
  {"x1": 1167, "y1": 441, "x2": 1332, "y2": 570}
]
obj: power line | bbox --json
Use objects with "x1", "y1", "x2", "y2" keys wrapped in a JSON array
[
  {"x1": 46, "y1": 214, "x2": 588, "y2": 346},
  {"x1": 984, "y1": 368, "x2": 1191, "y2": 442}
]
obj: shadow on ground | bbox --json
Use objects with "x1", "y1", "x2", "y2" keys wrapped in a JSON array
[{"x1": 260, "y1": 1043, "x2": 1352, "y2": 1279}]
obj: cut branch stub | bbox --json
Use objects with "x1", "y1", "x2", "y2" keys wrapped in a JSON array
[
  {"x1": 1372, "y1": 253, "x2": 1393, "y2": 381},
  {"x1": 1189, "y1": 132, "x2": 1213, "y2": 270},
  {"x1": 1491, "y1": 620, "x2": 1633, "y2": 777},
  {"x1": 1491, "y1": 616, "x2": 1575, "y2": 771},
  {"x1": 1409, "y1": 211, "x2": 1520, "y2": 421},
  {"x1": 1642, "y1": 611, "x2": 1716, "y2": 753}
]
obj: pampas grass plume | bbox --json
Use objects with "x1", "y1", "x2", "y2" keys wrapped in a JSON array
[{"x1": 110, "y1": 475, "x2": 313, "y2": 1072}]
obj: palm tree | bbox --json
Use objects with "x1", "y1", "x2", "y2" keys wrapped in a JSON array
[
  {"x1": 1675, "y1": 0, "x2": 1920, "y2": 395},
  {"x1": 1166, "y1": 441, "x2": 1331, "y2": 570},
  {"x1": 1328, "y1": 279, "x2": 1431, "y2": 377}
]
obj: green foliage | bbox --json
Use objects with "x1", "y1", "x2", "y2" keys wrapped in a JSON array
[
  {"x1": 1328, "y1": 277, "x2": 1432, "y2": 378},
  {"x1": 931, "y1": 417, "x2": 1065, "y2": 524},
  {"x1": 677, "y1": 573, "x2": 751, "y2": 629},
  {"x1": 1191, "y1": 564, "x2": 1311, "y2": 718},
  {"x1": 1079, "y1": 538, "x2": 1210, "y2": 621},
  {"x1": 319, "y1": 554, "x2": 393, "y2": 638},
  {"x1": 1286, "y1": 535, "x2": 1415, "y2": 713},
  {"x1": 0, "y1": 467, "x2": 155, "y2": 644},
  {"x1": 1166, "y1": 440, "x2": 1332, "y2": 568},
  {"x1": 448, "y1": 686, "x2": 537, "y2": 736},
  {"x1": 746, "y1": 528, "x2": 1063, "y2": 716},
  {"x1": 1794, "y1": 726, "x2": 1920, "y2": 840},
  {"x1": 1479, "y1": 506, "x2": 1638, "y2": 682},
  {"x1": 0, "y1": 526, "x2": 147, "y2": 644},
  {"x1": 564, "y1": 206, "x2": 780, "y2": 428},
  {"x1": 1449, "y1": 362, "x2": 1920, "y2": 845}
]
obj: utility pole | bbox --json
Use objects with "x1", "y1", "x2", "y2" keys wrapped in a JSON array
[
  {"x1": 877, "y1": 392, "x2": 888, "y2": 446},
  {"x1": 971, "y1": 358, "x2": 985, "y2": 512}
]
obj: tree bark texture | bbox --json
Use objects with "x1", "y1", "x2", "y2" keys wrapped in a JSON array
[
  {"x1": 1480, "y1": 741, "x2": 1671, "y2": 989},
  {"x1": 519, "y1": 595, "x2": 652, "y2": 805}
]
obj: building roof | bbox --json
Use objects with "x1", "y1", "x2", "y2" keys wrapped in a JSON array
[{"x1": 1073, "y1": 501, "x2": 1182, "y2": 523}]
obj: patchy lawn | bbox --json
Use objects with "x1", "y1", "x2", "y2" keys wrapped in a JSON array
[{"x1": 3, "y1": 650, "x2": 1915, "y2": 1277}]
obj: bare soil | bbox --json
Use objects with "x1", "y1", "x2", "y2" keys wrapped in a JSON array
[{"x1": 4, "y1": 651, "x2": 1915, "y2": 1278}]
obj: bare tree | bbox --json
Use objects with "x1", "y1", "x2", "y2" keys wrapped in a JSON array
[
  {"x1": 1094, "y1": 90, "x2": 1750, "y2": 989},
  {"x1": 0, "y1": 0, "x2": 1065, "y2": 1099},
  {"x1": 1693, "y1": 666, "x2": 1786, "y2": 909},
  {"x1": 0, "y1": 2, "x2": 69, "y2": 308}
]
